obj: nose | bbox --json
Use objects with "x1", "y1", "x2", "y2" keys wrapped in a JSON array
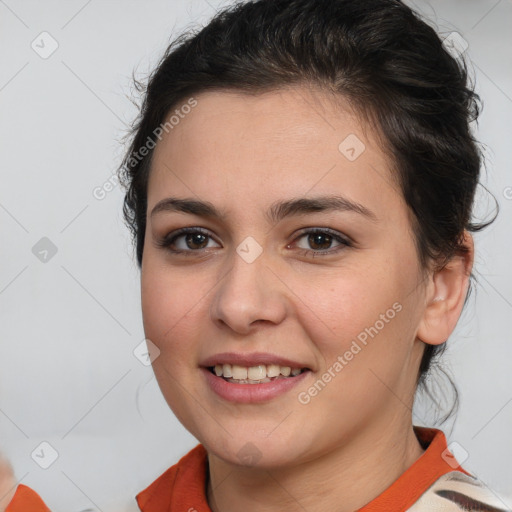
[{"x1": 209, "y1": 249, "x2": 288, "y2": 335}]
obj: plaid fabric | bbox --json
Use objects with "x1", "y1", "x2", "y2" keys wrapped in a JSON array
[{"x1": 409, "y1": 471, "x2": 511, "y2": 512}]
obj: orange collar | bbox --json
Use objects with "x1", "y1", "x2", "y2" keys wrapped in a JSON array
[
  {"x1": 136, "y1": 427, "x2": 470, "y2": 512},
  {"x1": 356, "y1": 427, "x2": 470, "y2": 511}
]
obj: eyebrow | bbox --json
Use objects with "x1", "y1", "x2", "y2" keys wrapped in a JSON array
[{"x1": 150, "y1": 195, "x2": 378, "y2": 223}]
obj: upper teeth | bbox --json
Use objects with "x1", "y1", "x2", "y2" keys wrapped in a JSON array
[{"x1": 213, "y1": 364, "x2": 303, "y2": 380}]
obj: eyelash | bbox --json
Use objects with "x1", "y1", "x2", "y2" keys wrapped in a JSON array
[{"x1": 156, "y1": 227, "x2": 352, "y2": 258}]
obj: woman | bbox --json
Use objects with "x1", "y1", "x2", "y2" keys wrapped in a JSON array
[
  {"x1": 5, "y1": 0, "x2": 508, "y2": 510},
  {"x1": 122, "y1": 0, "x2": 508, "y2": 510}
]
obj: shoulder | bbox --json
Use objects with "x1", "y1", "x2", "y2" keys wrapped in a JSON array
[
  {"x1": 409, "y1": 471, "x2": 512, "y2": 512},
  {"x1": 361, "y1": 427, "x2": 510, "y2": 512},
  {"x1": 136, "y1": 444, "x2": 209, "y2": 511},
  {"x1": 5, "y1": 484, "x2": 50, "y2": 512}
]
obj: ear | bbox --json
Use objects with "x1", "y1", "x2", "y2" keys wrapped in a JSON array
[{"x1": 416, "y1": 231, "x2": 474, "y2": 346}]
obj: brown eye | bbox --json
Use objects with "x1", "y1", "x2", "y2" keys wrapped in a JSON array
[
  {"x1": 307, "y1": 232, "x2": 333, "y2": 250},
  {"x1": 185, "y1": 232, "x2": 209, "y2": 250},
  {"x1": 157, "y1": 227, "x2": 221, "y2": 253},
  {"x1": 292, "y1": 228, "x2": 351, "y2": 257}
]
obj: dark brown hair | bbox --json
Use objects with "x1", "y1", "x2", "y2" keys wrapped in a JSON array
[{"x1": 118, "y1": 0, "x2": 495, "y2": 419}]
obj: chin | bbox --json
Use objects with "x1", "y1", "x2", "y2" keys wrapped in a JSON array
[{"x1": 200, "y1": 426, "x2": 312, "y2": 470}]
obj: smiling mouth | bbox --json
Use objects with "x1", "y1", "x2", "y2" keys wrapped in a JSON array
[{"x1": 208, "y1": 363, "x2": 309, "y2": 384}]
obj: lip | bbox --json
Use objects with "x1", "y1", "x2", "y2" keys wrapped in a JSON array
[
  {"x1": 199, "y1": 351, "x2": 311, "y2": 370},
  {"x1": 201, "y1": 366, "x2": 311, "y2": 403}
]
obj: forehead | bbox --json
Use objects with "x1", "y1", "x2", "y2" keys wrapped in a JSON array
[
  {"x1": 157, "y1": 86, "x2": 370, "y2": 157},
  {"x1": 148, "y1": 87, "x2": 401, "y2": 221}
]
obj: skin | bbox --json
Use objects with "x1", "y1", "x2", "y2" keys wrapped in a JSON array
[
  {"x1": 0, "y1": 455, "x2": 16, "y2": 511},
  {"x1": 141, "y1": 86, "x2": 473, "y2": 512}
]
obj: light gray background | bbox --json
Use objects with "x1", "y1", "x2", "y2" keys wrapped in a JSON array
[{"x1": 0, "y1": 1, "x2": 511, "y2": 511}]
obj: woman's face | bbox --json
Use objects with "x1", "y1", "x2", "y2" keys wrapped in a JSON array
[{"x1": 141, "y1": 87, "x2": 428, "y2": 467}]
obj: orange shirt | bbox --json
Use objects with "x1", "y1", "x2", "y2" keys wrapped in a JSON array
[
  {"x1": 6, "y1": 429, "x2": 506, "y2": 511},
  {"x1": 136, "y1": 427, "x2": 471, "y2": 512},
  {"x1": 5, "y1": 484, "x2": 50, "y2": 512}
]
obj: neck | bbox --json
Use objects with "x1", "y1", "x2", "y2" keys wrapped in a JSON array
[{"x1": 206, "y1": 417, "x2": 425, "y2": 512}]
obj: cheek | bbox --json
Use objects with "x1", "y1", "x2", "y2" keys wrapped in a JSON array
[
  {"x1": 140, "y1": 261, "x2": 206, "y2": 357},
  {"x1": 291, "y1": 276, "x2": 416, "y2": 420},
  {"x1": 289, "y1": 262, "x2": 416, "y2": 370},
  {"x1": 140, "y1": 262, "x2": 209, "y2": 425},
  {"x1": 289, "y1": 269, "x2": 389, "y2": 342}
]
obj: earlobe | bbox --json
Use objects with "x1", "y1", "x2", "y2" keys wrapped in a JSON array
[{"x1": 416, "y1": 231, "x2": 474, "y2": 346}]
